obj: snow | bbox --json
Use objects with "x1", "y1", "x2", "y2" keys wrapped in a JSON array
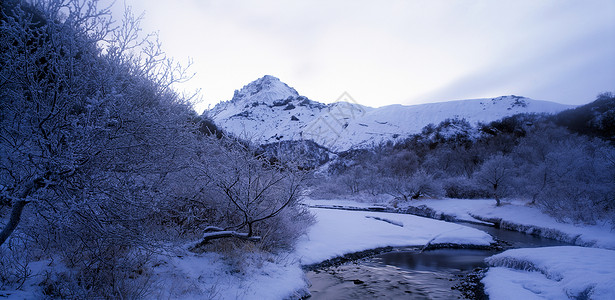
[
  {"x1": 11, "y1": 195, "x2": 612, "y2": 299},
  {"x1": 150, "y1": 206, "x2": 495, "y2": 298},
  {"x1": 307, "y1": 198, "x2": 389, "y2": 210},
  {"x1": 2, "y1": 205, "x2": 495, "y2": 299},
  {"x1": 209, "y1": 76, "x2": 574, "y2": 151},
  {"x1": 482, "y1": 267, "x2": 568, "y2": 300},
  {"x1": 294, "y1": 207, "x2": 494, "y2": 265},
  {"x1": 483, "y1": 246, "x2": 615, "y2": 299},
  {"x1": 306, "y1": 197, "x2": 615, "y2": 249},
  {"x1": 0, "y1": 259, "x2": 57, "y2": 299},
  {"x1": 140, "y1": 206, "x2": 496, "y2": 298},
  {"x1": 413, "y1": 198, "x2": 615, "y2": 249},
  {"x1": 305, "y1": 197, "x2": 615, "y2": 299},
  {"x1": 149, "y1": 251, "x2": 307, "y2": 300},
  {"x1": 315, "y1": 96, "x2": 571, "y2": 151}
]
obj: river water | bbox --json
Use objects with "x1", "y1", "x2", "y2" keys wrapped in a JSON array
[{"x1": 306, "y1": 221, "x2": 569, "y2": 299}]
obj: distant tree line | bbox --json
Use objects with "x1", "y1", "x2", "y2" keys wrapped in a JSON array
[{"x1": 311, "y1": 94, "x2": 615, "y2": 227}]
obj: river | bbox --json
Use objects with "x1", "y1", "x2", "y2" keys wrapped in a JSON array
[{"x1": 306, "y1": 218, "x2": 570, "y2": 299}]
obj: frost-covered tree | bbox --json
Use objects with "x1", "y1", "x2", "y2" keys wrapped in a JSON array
[
  {"x1": 511, "y1": 124, "x2": 570, "y2": 204},
  {"x1": 0, "y1": 1, "x2": 206, "y2": 297},
  {"x1": 0, "y1": 0, "x2": 195, "y2": 246},
  {"x1": 508, "y1": 124, "x2": 615, "y2": 224},
  {"x1": 385, "y1": 169, "x2": 443, "y2": 201},
  {"x1": 474, "y1": 153, "x2": 515, "y2": 206},
  {"x1": 535, "y1": 137, "x2": 615, "y2": 224},
  {"x1": 1, "y1": 1, "x2": 315, "y2": 296},
  {"x1": 190, "y1": 138, "x2": 312, "y2": 251}
]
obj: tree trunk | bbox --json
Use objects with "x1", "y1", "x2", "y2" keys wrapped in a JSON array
[
  {"x1": 0, "y1": 200, "x2": 29, "y2": 246},
  {"x1": 0, "y1": 180, "x2": 36, "y2": 246}
]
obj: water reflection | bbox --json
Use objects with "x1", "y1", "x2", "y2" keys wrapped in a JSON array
[
  {"x1": 464, "y1": 223, "x2": 569, "y2": 248},
  {"x1": 308, "y1": 261, "x2": 464, "y2": 299},
  {"x1": 374, "y1": 249, "x2": 497, "y2": 272},
  {"x1": 307, "y1": 222, "x2": 571, "y2": 299}
]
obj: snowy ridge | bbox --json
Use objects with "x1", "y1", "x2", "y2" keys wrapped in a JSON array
[
  {"x1": 208, "y1": 75, "x2": 326, "y2": 143},
  {"x1": 209, "y1": 76, "x2": 574, "y2": 151},
  {"x1": 229, "y1": 75, "x2": 300, "y2": 105}
]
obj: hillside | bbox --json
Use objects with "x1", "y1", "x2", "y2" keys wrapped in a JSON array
[
  {"x1": 551, "y1": 92, "x2": 615, "y2": 142},
  {"x1": 208, "y1": 76, "x2": 574, "y2": 151}
]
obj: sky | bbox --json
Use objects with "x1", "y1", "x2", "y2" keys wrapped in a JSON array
[{"x1": 105, "y1": 0, "x2": 615, "y2": 113}]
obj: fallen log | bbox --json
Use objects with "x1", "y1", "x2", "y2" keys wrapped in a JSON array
[{"x1": 190, "y1": 228, "x2": 261, "y2": 252}]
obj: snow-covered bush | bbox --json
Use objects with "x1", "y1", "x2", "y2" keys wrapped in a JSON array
[
  {"x1": 195, "y1": 137, "x2": 315, "y2": 252},
  {"x1": 442, "y1": 177, "x2": 490, "y2": 199},
  {"x1": 533, "y1": 137, "x2": 615, "y2": 225},
  {"x1": 304, "y1": 174, "x2": 350, "y2": 198},
  {"x1": 0, "y1": 0, "x2": 203, "y2": 295},
  {"x1": 384, "y1": 170, "x2": 444, "y2": 201},
  {"x1": 0, "y1": 236, "x2": 34, "y2": 289},
  {"x1": 0, "y1": 0, "x2": 314, "y2": 297},
  {"x1": 510, "y1": 125, "x2": 615, "y2": 225}
]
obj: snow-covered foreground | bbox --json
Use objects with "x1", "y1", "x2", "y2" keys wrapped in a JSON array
[
  {"x1": 15, "y1": 202, "x2": 615, "y2": 299},
  {"x1": 306, "y1": 198, "x2": 615, "y2": 249},
  {"x1": 147, "y1": 207, "x2": 494, "y2": 299},
  {"x1": 294, "y1": 207, "x2": 494, "y2": 265},
  {"x1": 483, "y1": 246, "x2": 615, "y2": 299},
  {"x1": 1, "y1": 206, "x2": 495, "y2": 299},
  {"x1": 149, "y1": 251, "x2": 309, "y2": 300}
]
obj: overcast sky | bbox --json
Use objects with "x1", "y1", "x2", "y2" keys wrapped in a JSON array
[{"x1": 106, "y1": 0, "x2": 615, "y2": 112}]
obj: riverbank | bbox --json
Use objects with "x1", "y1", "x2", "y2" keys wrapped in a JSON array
[
  {"x1": 305, "y1": 197, "x2": 615, "y2": 250},
  {"x1": 145, "y1": 206, "x2": 496, "y2": 299},
  {"x1": 294, "y1": 207, "x2": 495, "y2": 266},
  {"x1": 484, "y1": 246, "x2": 615, "y2": 299},
  {"x1": 305, "y1": 197, "x2": 615, "y2": 299},
  {"x1": 6, "y1": 199, "x2": 613, "y2": 299},
  {"x1": 0, "y1": 205, "x2": 495, "y2": 299}
]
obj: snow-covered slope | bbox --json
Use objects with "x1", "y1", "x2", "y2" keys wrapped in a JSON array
[
  {"x1": 208, "y1": 75, "x2": 327, "y2": 143},
  {"x1": 208, "y1": 76, "x2": 574, "y2": 151}
]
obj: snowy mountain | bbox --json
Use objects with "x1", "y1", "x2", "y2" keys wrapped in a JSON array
[{"x1": 208, "y1": 75, "x2": 574, "y2": 152}]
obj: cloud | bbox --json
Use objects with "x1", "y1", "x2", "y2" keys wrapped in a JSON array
[{"x1": 105, "y1": 0, "x2": 615, "y2": 111}]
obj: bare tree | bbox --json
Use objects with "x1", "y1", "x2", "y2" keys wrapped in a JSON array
[
  {"x1": 474, "y1": 153, "x2": 514, "y2": 206},
  {"x1": 385, "y1": 170, "x2": 443, "y2": 201},
  {"x1": 190, "y1": 137, "x2": 310, "y2": 250}
]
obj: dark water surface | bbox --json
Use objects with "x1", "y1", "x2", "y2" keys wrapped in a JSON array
[{"x1": 307, "y1": 220, "x2": 570, "y2": 299}]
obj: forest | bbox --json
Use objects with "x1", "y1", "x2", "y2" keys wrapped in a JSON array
[
  {"x1": 310, "y1": 96, "x2": 615, "y2": 226},
  {"x1": 0, "y1": 0, "x2": 312, "y2": 297}
]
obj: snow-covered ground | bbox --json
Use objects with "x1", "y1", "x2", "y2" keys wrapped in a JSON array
[
  {"x1": 151, "y1": 207, "x2": 495, "y2": 299},
  {"x1": 1, "y1": 206, "x2": 495, "y2": 299},
  {"x1": 306, "y1": 197, "x2": 615, "y2": 299},
  {"x1": 483, "y1": 246, "x2": 615, "y2": 299},
  {"x1": 8, "y1": 197, "x2": 613, "y2": 299},
  {"x1": 409, "y1": 198, "x2": 615, "y2": 249},
  {"x1": 294, "y1": 207, "x2": 494, "y2": 266},
  {"x1": 305, "y1": 197, "x2": 615, "y2": 249},
  {"x1": 149, "y1": 251, "x2": 308, "y2": 300}
]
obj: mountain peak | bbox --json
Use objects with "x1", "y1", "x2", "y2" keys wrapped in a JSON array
[
  {"x1": 210, "y1": 76, "x2": 574, "y2": 151},
  {"x1": 230, "y1": 75, "x2": 299, "y2": 105}
]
